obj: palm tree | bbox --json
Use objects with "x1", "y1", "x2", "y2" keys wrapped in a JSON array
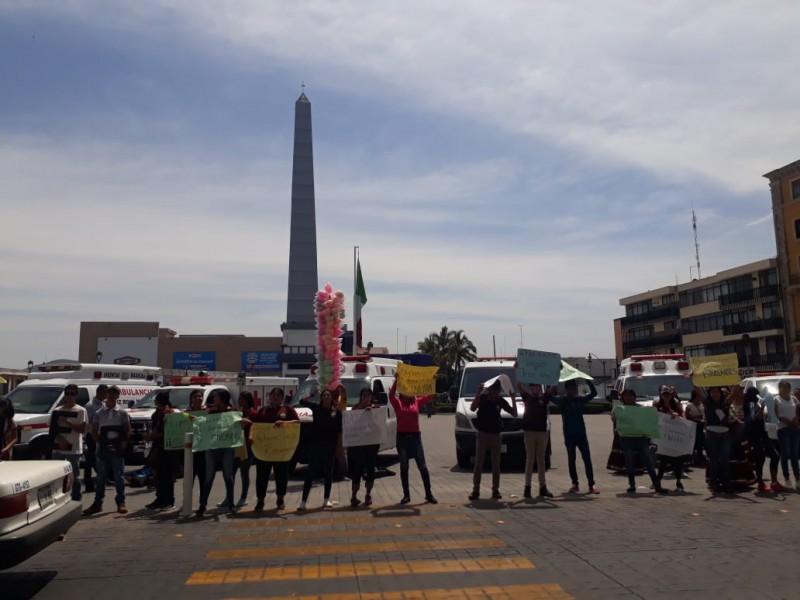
[{"x1": 418, "y1": 326, "x2": 477, "y2": 388}]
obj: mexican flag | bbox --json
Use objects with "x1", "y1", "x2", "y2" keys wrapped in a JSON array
[{"x1": 355, "y1": 259, "x2": 367, "y2": 349}]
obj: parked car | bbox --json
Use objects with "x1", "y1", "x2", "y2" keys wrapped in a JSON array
[{"x1": 0, "y1": 460, "x2": 82, "y2": 569}]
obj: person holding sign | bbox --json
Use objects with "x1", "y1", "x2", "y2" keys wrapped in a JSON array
[
  {"x1": 683, "y1": 388, "x2": 707, "y2": 468},
  {"x1": 249, "y1": 388, "x2": 299, "y2": 511},
  {"x1": 653, "y1": 386, "x2": 686, "y2": 491},
  {"x1": 389, "y1": 376, "x2": 437, "y2": 505},
  {"x1": 231, "y1": 392, "x2": 257, "y2": 508},
  {"x1": 546, "y1": 379, "x2": 599, "y2": 494},
  {"x1": 704, "y1": 386, "x2": 734, "y2": 494},
  {"x1": 469, "y1": 379, "x2": 517, "y2": 501},
  {"x1": 188, "y1": 390, "x2": 207, "y2": 495},
  {"x1": 50, "y1": 384, "x2": 87, "y2": 501},
  {"x1": 517, "y1": 381, "x2": 552, "y2": 499},
  {"x1": 0, "y1": 396, "x2": 17, "y2": 461},
  {"x1": 744, "y1": 387, "x2": 779, "y2": 494},
  {"x1": 298, "y1": 387, "x2": 342, "y2": 510},
  {"x1": 197, "y1": 390, "x2": 237, "y2": 517},
  {"x1": 774, "y1": 379, "x2": 800, "y2": 490},
  {"x1": 613, "y1": 389, "x2": 668, "y2": 495},
  {"x1": 145, "y1": 392, "x2": 176, "y2": 510},
  {"x1": 348, "y1": 387, "x2": 382, "y2": 508}
]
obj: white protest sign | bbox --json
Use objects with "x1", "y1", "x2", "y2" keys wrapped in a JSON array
[
  {"x1": 654, "y1": 413, "x2": 696, "y2": 457},
  {"x1": 516, "y1": 349, "x2": 562, "y2": 385},
  {"x1": 481, "y1": 374, "x2": 515, "y2": 396},
  {"x1": 342, "y1": 407, "x2": 388, "y2": 447}
]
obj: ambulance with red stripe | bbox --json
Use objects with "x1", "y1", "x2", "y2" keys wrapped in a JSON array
[
  {"x1": 6, "y1": 361, "x2": 160, "y2": 462},
  {"x1": 612, "y1": 354, "x2": 694, "y2": 406}
]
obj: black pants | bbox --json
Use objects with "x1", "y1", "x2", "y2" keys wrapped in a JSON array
[
  {"x1": 302, "y1": 444, "x2": 336, "y2": 502},
  {"x1": 397, "y1": 433, "x2": 432, "y2": 497},
  {"x1": 193, "y1": 451, "x2": 206, "y2": 492},
  {"x1": 154, "y1": 448, "x2": 175, "y2": 505},
  {"x1": 347, "y1": 444, "x2": 380, "y2": 493},
  {"x1": 256, "y1": 459, "x2": 289, "y2": 499},
  {"x1": 750, "y1": 434, "x2": 780, "y2": 481},
  {"x1": 656, "y1": 454, "x2": 683, "y2": 482},
  {"x1": 83, "y1": 435, "x2": 97, "y2": 489}
]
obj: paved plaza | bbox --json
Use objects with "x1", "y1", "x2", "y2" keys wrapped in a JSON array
[{"x1": 3, "y1": 413, "x2": 800, "y2": 600}]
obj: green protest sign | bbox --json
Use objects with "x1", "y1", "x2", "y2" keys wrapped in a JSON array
[
  {"x1": 191, "y1": 412, "x2": 244, "y2": 452},
  {"x1": 613, "y1": 405, "x2": 660, "y2": 439},
  {"x1": 164, "y1": 411, "x2": 206, "y2": 451}
]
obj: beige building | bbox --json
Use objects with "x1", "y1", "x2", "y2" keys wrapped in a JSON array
[
  {"x1": 764, "y1": 158, "x2": 800, "y2": 365},
  {"x1": 79, "y1": 322, "x2": 283, "y2": 374},
  {"x1": 615, "y1": 258, "x2": 787, "y2": 369}
]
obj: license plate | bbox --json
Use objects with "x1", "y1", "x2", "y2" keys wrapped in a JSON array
[
  {"x1": 37, "y1": 486, "x2": 55, "y2": 510},
  {"x1": 501, "y1": 444, "x2": 507, "y2": 453}
]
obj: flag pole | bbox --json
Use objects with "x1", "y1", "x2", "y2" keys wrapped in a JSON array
[{"x1": 353, "y1": 245, "x2": 359, "y2": 356}]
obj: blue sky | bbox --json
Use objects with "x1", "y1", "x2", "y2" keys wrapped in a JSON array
[{"x1": 1, "y1": 1, "x2": 798, "y2": 368}]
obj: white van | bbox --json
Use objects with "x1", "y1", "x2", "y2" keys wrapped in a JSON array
[
  {"x1": 294, "y1": 355, "x2": 399, "y2": 468},
  {"x1": 612, "y1": 354, "x2": 694, "y2": 406},
  {"x1": 7, "y1": 361, "x2": 160, "y2": 462}
]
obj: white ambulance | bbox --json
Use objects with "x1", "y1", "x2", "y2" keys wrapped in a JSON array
[
  {"x1": 293, "y1": 355, "x2": 399, "y2": 470},
  {"x1": 612, "y1": 354, "x2": 694, "y2": 406},
  {"x1": 7, "y1": 361, "x2": 160, "y2": 461}
]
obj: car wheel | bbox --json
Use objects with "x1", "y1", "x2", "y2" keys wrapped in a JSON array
[{"x1": 456, "y1": 448, "x2": 471, "y2": 469}]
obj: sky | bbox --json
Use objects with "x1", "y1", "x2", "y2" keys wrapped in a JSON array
[{"x1": 1, "y1": 0, "x2": 798, "y2": 369}]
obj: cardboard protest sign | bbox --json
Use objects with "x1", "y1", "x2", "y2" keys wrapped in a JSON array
[
  {"x1": 559, "y1": 361, "x2": 593, "y2": 383},
  {"x1": 690, "y1": 354, "x2": 740, "y2": 386},
  {"x1": 191, "y1": 412, "x2": 243, "y2": 452},
  {"x1": 655, "y1": 413, "x2": 696, "y2": 457},
  {"x1": 250, "y1": 422, "x2": 300, "y2": 462},
  {"x1": 613, "y1": 405, "x2": 660, "y2": 439},
  {"x1": 397, "y1": 363, "x2": 439, "y2": 396},
  {"x1": 516, "y1": 349, "x2": 562, "y2": 385},
  {"x1": 165, "y1": 411, "x2": 206, "y2": 451},
  {"x1": 342, "y1": 407, "x2": 388, "y2": 447},
  {"x1": 481, "y1": 374, "x2": 515, "y2": 395}
]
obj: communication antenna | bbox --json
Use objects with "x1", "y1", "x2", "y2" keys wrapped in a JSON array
[{"x1": 692, "y1": 207, "x2": 701, "y2": 279}]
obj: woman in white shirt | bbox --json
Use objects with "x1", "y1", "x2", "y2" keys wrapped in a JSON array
[{"x1": 774, "y1": 380, "x2": 800, "y2": 490}]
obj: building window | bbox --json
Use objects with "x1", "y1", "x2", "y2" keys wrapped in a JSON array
[
  {"x1": 792, "y1": 179, "x2": 800, "y2": 201},
  {"x1": 795, "y1": 218, "x2": 800, "y2": 240},
  {"x1": 763, "y1": 301, "x2": 782, "y2": 319},
  {"x1": 626, "y1": 300, "x2": 652, "y2": 317},
  {"x1": 626, "y1": 325, "x2": 654, "y2": 341},
  {"x1": 664, "y1": 320, "x2": 678, "y2": 331}
]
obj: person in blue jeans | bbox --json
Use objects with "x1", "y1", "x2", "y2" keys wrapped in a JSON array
[
  {"x1": 774, "y1": 380, "x2": 800, "y2": 490},
  {"x1": 546, "y1": 379, "x2": 599, "y2": 494},
  {"x1": 613, "y1": 389, "x2": 668, "y2": 495}
]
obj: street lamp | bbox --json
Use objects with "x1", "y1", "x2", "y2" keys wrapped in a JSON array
[
  {"x1": 96, "y1": 351, "x2": 103, "y2": 363},
  {"x1": 587, "y1": 353, "x2": 608, "y2": 397},
  {"x1": 27, "y1": 360, "x2": 34, "y2": 373}
]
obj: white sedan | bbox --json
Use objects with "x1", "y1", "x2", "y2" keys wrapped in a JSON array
[{"x1": 0, "y1": 460, "x2": 82, "y2": 569}]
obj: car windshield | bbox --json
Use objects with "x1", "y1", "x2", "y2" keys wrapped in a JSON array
[
  {"x1": 624, "y1": 376, "x2": 694, "y2": 399},
  {"x1": 136, "y1": 388, "x2": 198, "y2": 411},
  {"x1": 6, "y1": 386, "x2": 64, "y2": 414},
  {"x1": 751, "y1": 377, "x2": 800, "y2": 396},
  {"x1": 459, "y1": 367, "x2": 518, "y2": 398},
  {"x1": 296, "y1": 378, "x2": 375, "y2": 407}
]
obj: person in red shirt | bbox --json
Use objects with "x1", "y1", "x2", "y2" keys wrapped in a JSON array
[
  {"x1": 348, "y1": 388, "x2": 381, "y2": 508},
  {"x1": 517, "y1": 381, "x2": 552, "y2": 499},
  {"x1": 389, "y1": 376, "x2": 437, "y2": 505},
  {"x1": 233, "y1": 392, "x2": 257, "y2": 508},
  {"x1": 248, "y1": 388, "x2": 299, "y2": 511}
]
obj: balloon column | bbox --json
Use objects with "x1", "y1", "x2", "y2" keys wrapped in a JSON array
[{"x1": 315, "y1": 283, "x2": 346, "y2": 391}]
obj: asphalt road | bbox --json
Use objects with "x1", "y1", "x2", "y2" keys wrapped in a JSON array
[{"x1": 4, "y1": 413, "x2": 800, "y2": 600}]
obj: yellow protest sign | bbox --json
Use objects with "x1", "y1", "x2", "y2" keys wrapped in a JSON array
[
  {"x1": 690, "y1": 353, "x2": 741, "y2": 386},
  {"x1": 397, "y1": 364, "x2": 439, "y2": 396},
  {"x1": 250, "y1": 422, "x2": 300, "y2": 462}
]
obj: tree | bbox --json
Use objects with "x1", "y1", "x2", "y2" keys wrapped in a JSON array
[{"x1": 418, "y1": 326, "x2": 477, "y2": 389}]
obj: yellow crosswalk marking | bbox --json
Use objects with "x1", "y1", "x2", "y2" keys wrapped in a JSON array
[
  {"x1": 219, "y1": 583, "x2": 573, "y2": 599},
  {"x1": 186, "y1": 556, "x2": 534, "y2": 585}
]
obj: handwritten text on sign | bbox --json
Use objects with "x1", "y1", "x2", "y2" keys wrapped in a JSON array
[
  {"x1": 342, "y1": 407, "x2": 388, "y2": 448},
  {"x1": 397, "y1": 363, "x2": 439, "y2": 396},
  {"x1": 164, "y1": 412, "x2": 205, "y2": 450},
  {"x1": 613, "y1": 405, "x2": 661, "y2": 439},
  {"x1": 516, "y1": 349, "x2": 562, "y2": 385},
  {"x1": 192, "y1": 412, "x2": 243, "y2": 452},
  {"x1": 690, "y1": 353, "x2": 740, "y2": 386},
  {"x1": 655, "y1": 413, "x2": 696, "y2": 457},
  {"x1": 250, "y1": 422, "x2": 300, "y2": 462}
]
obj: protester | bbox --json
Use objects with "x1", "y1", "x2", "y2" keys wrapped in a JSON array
[
  {"x1": 232, "y1": 392, "x2": 257, "y2": 508},
  {"x1": 727, "y1": 385, "x2": 756, "y2": 488},
  {"x1": 613, "y1": 389, "x2": 668, "y2": 495},
  {"x1": 197, "y1": 389, "x2": 237, "y2": 517},
  {"x1": 50, "y1": 384, "x2": 88, "y2": 501},
  {"x1": 83, "y1": 384, "x2": 107, "y2": 492},
  {"x1": 298, "y1": 387, "x2": 342, "y2": 510},
  {"x1": 653, "y1": 385, "x2": 685, "y2": 491},
  {"x1": 775, "y1": 379, "x2": 800, "y2": 490},
  {"x1": 759, "y1": 387, "x2": 786, "y2": 492},
  {"x1": 684, "y1": 388, "x2": 706, "y2": 467},
  {"x1": 83, "y1": 386, "x2": 131, "y2": 515},
  {"x1": 547, "y1": 379, "x2": 599, "y2": 494},
  {"x1": 389, "y1": 376, "x2": 437, "y2": 505},
  {"x1": 469, "y1": 379, "x2": 517, "y2": 501},
  {"x1": 145, "y1": 392, "x2": 175, "y2": 510},
  {"x1": 249, "y1": 387, "x2": 299, "y2": 511},
  {"x1": 704, "y1": 386, "x2": 734, "y2": 494},
  {"x1": 348, "y1": 387, "x2": 382, "y2": 507},
  {"x1": 743, "y1": 387, "x2": 778, "y2": 493},
  {"x1": 0, "y1": 395, "x2": 18, "y2": 461},
  {"x1": 517, "y1": 381, "x2": 552, "y2": 498}
]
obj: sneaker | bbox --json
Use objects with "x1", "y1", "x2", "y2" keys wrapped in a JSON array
[
  {"x1": 216, "y1": 500, "x2": 227, "y2": 508},
  {"x1": 654, "y1": 487, "x2": 669, "y2": 495},
  {"x1": 196, "y1": 504, "x2": 206, "y2": 518},
  {"x1": 425, "y1": 495, "x2": 438, "y2": 504},
  {"x1": 539, "y1": 487, "x2": 553, "y2": 498},
  {"x1": 785, "y1": 483, "x2": 797, "y2": 491},
  {"x1": 350, "y1": 496, "x2": 361, "y2": 508},
  {"x1": 276, "y1": 498, "x2": 285, "y2": 510},
  {"x1": 159, "y1": 503, "x2": 175, "y2": 511},
  {"x1": 627, "y1": 485, "x2": 636, "y2": 494},
  {"x1": 400, "y1": 496, "x2": 411, "y2": 504},
  {"x1": 323, "y1": 499, "x2": 334, "y2": 508},
  {"x1": 236, "y1": 498, "x2": 248, "y2": 508},
  {"x1": 228, "y1": 504, "x2": 238, "y2": 514},
  {"x1": 772, "y1": 481, "x2": 787, "y2": 493},
  {"x1": 82, "y1": 503, "x2": 102, "y2": 516},
  {"x1": 568, "y1": 484, "x2": 579, "y2": 494},
  {"x1": 145, "y1": 501, "x2": 161, "y2": 510},
  {"x1": 589, "y1": 486, "x2": 600, "y2": 495},
  {"x1": 523, "y1": 486, "x2": 532, "y2": 499},
  {"x1": 117, "y1": 502, "x2": 128, "y2": 514},
  {"x1": 758, "y1": 482, "x2": 773, "y2": 493},
  {"x1": 676, "y1": 482, "x2": 684, "y2": 491},
  {"x1": 297, "y1": 501, "x2": 307, "y2": 511},
  {"x1": 491, "y1": 490, "x2": 502, "y2": 500},
  {"x1": 468, "y1": 491, "x2": 480, "y2": 501},
  {"x1": 364, "y1": 494, "x2": 373, "y2": 507},
  {"x1": 254, "y1": 499, "x2": 265, "y2": 512}
]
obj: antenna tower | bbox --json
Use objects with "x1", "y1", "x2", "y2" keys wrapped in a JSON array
[{"x1": 692, "y1": 208, "x2": 701, "y2": 279}]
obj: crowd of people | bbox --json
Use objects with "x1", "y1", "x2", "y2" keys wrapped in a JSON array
[{"x1": 2, "y1": 374, "x2": 800, "y2": 512}]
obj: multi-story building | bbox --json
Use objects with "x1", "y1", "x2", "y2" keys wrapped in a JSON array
[
  {"x1": 764, "y1": 158, "x2": 800, "y2": 365},
  {"x1": 614, "y1": 258, "x2": 789, "y2": 370}
]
